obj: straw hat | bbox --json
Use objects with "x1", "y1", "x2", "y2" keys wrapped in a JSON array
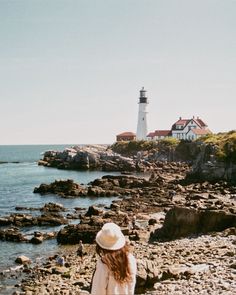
[{"x1": 96, "y1": 222, "x2": 126, "y2": 250}]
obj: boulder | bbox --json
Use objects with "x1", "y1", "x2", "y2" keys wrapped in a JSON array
[
  {"x1": 85, "y1": 206, "x2": 103, "y2": 217},
  {"x1": 0, "y1": 217, "x2": 11, "y2": 226},
  {"x1": 135, "y1": 259, "x2": 162, "y2": 293},
  {"x1": 29, "y1": 232, "x2": 45, "y2": 244},
  {"x1": 40, "y1": 202, "x2": 66, "y2": 212},
  {"x1": 0, "y1": 228, "x2": 27, "y2": 242},
  {"x1": 34, "y1": 179, "x2": 87, "y2": 197},
  {"x1": 15, "y1": 255, "x2": 31, "y2": 265},
  {"x1": 87, "y1": 186, "x2": 106, "y2": 197},
  {"x1": 153, "y1": 206, "x2": 236, "y2": 240},
  {"x1": 37, "y1": 213, "x2": 68, "y2": 226},
  {"x1": 161, "y1": 264, "x2": 210, "y2": 280},
  {"x1": 9, "y1": 213, "x2": 36, "y2": 227},
  {"x1": 30, "y1": 235, "x2": 44, "y2": 244},
  {"x1": 57, "y1": 224, "x2": 100, "y2": 244}
]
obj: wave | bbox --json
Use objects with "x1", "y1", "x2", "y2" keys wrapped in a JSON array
[
  {"x1": 0, "y1": 161, "x2": 21, "y2": 164},
  {"x1": 0, "y1": 161, "x2": 37, "y2": 165}
]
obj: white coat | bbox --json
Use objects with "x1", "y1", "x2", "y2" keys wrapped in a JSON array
[{"x1": 91, "y1": 253, "x2": 137, "y2": 295}]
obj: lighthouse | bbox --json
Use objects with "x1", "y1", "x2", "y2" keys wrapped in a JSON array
[{"x1": 136, "y1": 87, "x2": 148, "y2": 140}]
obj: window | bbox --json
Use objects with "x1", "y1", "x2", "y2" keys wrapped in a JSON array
[{"x1": 176, "y1": 125, "x2": 183, "y2": 130}]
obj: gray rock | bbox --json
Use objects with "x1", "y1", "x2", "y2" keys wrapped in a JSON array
[
  {"x1": 153, "y1": 206, "x2": 236, "y2": 240},
  {"x1": 15, "y1": 255, "x2": 31, "y2": 265}
]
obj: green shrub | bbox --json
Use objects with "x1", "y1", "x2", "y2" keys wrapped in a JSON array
[
  {"x1": 199, "y1": 131, "x2": 236, "y2": 163},
  {"x1": 110, "y1": 140, "x2": 158, "y2": 156},
  {"x1": 161, "y1": 137, "x2": 180, "y2": 147},
  {"x1": 110, "y1": 138, "x2": 179, "y2": 156}
]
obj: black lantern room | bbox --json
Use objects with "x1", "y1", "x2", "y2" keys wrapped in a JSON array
[{"x1": 139, "y1": 87, "x2": 148, "y2": 104}]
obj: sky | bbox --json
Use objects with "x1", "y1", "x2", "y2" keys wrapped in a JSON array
[{"x1": 0, "y1": 0, "x2": 235, "y2": 144}]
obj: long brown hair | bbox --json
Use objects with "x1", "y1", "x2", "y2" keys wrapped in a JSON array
[{"x1": 96, "y1": 243, "x2": 132, "y2": 283}]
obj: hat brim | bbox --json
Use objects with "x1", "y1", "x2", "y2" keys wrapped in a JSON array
[{"x1": 96, "y1": 230, "x2": 126, "y2": 251}]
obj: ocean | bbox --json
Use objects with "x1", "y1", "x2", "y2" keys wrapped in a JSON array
[{"x1": 0, "y1": 145, "x2": 119, "y2": 291}]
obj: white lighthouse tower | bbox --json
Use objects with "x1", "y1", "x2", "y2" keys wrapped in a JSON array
[{"x1": 136, "y1": 87, "x2": 148, "y2": 140}]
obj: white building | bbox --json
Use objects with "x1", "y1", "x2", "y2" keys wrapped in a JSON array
[
  {"x1": 136, "y1": 87, "x2": 148, "y2": 140},
  {"x1": 147, "y1": 130, "x2": 172, "y2": 140},
  {"x1": 171, "y1": 116, "x2": 211, "y2": 140},
  {"x1": 147, "y1": 116, "x2": 211, "y2": 141}
]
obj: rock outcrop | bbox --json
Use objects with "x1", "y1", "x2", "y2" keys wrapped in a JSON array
[
  {"x1": 34, "y1": 179, "x2": 87, "y2": 197},
  {"x1": 185, "y1": 131, "x2": 236, "y2": 183},
  {"x1": 153, "y1": 206, "x2": 236, "y2": 240},
  {"x1": 0, "y1": 212, "x2": 68, "y2": 228},
  {"x1": 57, "y1": 224, "x2": 100, "y2": 244},
  {"x1": 187, "y1": 142, "x2": 236, "y2": 183},
  {"x1": 0, "y1": 227, "x2": 28, "y2": 242},
  {"x1": 40, "y1": 202, "x2": 66, "y2": 212},
  {"x1": 39, "y1": 145, "x2": 142, "y2": 172},
  {"x1": 33, "y1": 176, "x2": 151, "y2": 198}
]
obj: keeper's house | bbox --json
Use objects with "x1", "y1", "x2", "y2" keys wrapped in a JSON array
[{"x1": 147, "y1": 116, "x2": 211, "y2": 141}]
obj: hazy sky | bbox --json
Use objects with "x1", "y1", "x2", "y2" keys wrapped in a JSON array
[{"x1": 0, "y1": 0, "x2": 235, "y2": 144}]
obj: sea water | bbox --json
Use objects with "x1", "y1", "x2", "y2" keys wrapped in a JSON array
[{"x1": 0, "y1": 145, "x2": 118, "y2": 275}]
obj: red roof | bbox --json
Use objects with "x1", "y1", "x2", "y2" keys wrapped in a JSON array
[
  {"x1": 147, "y1": 132, "x2": 155, "y2": 138},
  {"x1": 172, "y1": 119, "x2": 189, "y2": 130},
  {"x1": 190, "y1": 129, "x2": 211, "y2": 135},
  {"x1": 196, "y1": 118, "x2": 207, "y2": 127},
  {"x1": 117, "y1": 132, "x2": 136, "y2": 137},
  {"x1": 175, "y1": 119, "x2": 189, "y2": 126},
  {"x1": 154, "y1": 130, "x2": 172, "y2": 136},
  {"x1": 147, "y1": 130, "x2": 171, "y2": 138}
]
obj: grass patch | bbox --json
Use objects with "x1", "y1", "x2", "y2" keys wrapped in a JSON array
[
  {"x1": 110, "y1": 140, "x2": 157, "y2": 156},
  {"x1": 161, "y1": 137, "x2": 180, "y2": 147},
  {"x1": 110, "y1": 138, "x2": 180, "y2": 156}
]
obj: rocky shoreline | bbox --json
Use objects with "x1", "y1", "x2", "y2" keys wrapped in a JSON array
[
  {"x1": 1, "y1": 142, "x2": 236, "y2": 294},
  {"x1": 16, "y1": 230, "x2": 236, "y2": 295},
  {"x1": 38, "y1": 145, "x2": 143, "y2": 172}
]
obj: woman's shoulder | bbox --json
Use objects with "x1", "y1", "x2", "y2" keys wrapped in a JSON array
[
  {"x1": 128, "y1": 252, "x2": 136, "y2": 261},
  {"x1": 97, "y1": 257, "x2": 109, "y2": 271},
  {"x1": 128, "y1": 253, "x2": 137, "y2": 269}
]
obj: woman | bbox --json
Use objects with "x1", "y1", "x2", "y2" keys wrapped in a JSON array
[{"x1": 91, "y1": 222, "x2": 137, "y2": 295}]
